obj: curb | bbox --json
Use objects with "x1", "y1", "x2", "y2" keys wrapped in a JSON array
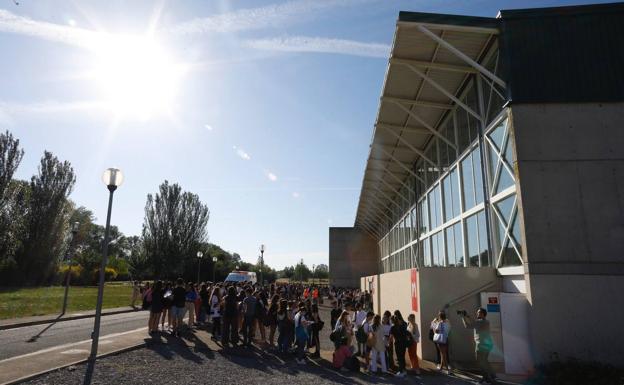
[
  {"x1": 0, "y1": 308, "x2": 142, "y2": 331},
  {"x1": 0, "y1": 342, "x2": 145, "y2": 385}
]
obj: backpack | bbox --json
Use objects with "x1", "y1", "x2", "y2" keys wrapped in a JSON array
[{"x1": 355, "y1": 326, "x2": 368, "y2": 343}]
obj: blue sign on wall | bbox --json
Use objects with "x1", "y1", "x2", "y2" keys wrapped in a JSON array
[{"x1": 487, "y1": 304, "x2": 500, "y2": 313}]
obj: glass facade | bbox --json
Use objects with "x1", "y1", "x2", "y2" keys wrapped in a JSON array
[{"x1": 378, "y1": 50, "x2": 523, "y2": 273}]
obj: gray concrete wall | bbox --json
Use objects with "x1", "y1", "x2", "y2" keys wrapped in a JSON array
[
  {"x1": 511, "y1": 102, "x2": 624, "y2": 366},
  {"x1": 328, "y1": 227, "x2": 378, "y2": 288},
  {"x1": 418, "y1": 268, "x2": 499, "y2": 363}
]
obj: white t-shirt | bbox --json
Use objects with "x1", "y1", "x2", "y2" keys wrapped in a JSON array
[{"x1": 210, "y1": 294, "x2": 220, "y2": 317}]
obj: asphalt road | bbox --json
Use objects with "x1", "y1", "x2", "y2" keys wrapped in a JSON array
[{"x1": 0, "y1": 310, "x2": 150, "y2": 360}]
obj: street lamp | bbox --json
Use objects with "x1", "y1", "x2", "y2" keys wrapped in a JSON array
[
  {"x1": 259, "y1": 244, "x2": 265, "y2": 286},
  {"x1": 312, "y1": 264, "x2": 316, "y2": 286},
  {"x1": 84, "y1": 168, "x2": 123, "y2": 385},
  {"x1": 212, "y1": 256, "x2": 217, "y2": 283},
  {"x1": 197, "y1": 251, "x2": 204, "y2": 283},
  {"x1": 62, "y1": 221, "x2": 80, "y2": 315}
]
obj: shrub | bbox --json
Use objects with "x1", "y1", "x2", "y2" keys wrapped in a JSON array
[
  {"x1": 93, "y1": 267, "x2": 118, "y2": 282},
  {"x1": 528, "y1": 357, "x2": 623, "y2": 385},
  {"x1": 57, "y1": 264, "x2": 83, "y2": 283}
]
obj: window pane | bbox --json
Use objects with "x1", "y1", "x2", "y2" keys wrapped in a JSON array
[
  {"x1": 466, "y1": 214, "x2": 480, "y2": 266},
  {"x1": 461, "y1": 154, "x2": 475, "y2": 210},
  {"x1": 423, "y1": 237, "x2": 431, "y2": 267},
  {"x1": 473, "y1": 149, "x2": 484, "y2": 205},
  {"x1": 455, "y1": 222, "x2": 464, "y2": 267},
  {"x1": 419, "y1": 198, "x2": 428, "y2": 234},
  {"x1": 445, "y1": 227, "x2": 455, "y2": 267},
  {"x1": 477, "y1": 211, "x2": 490, "y2": 267}
]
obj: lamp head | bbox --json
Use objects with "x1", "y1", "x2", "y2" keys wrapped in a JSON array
[
  {"x1": 197, "y1": 251, "x2": 203, "y2": 259},
  {"x1": 102, "y1": 168, "x2": 124, "y2": 190},
  {"x1": 212, "y1": 256, "x2": 217, "y2": 262},
  {"x1": 260, "y1": 244, "x2": 265, "y2": 253}
]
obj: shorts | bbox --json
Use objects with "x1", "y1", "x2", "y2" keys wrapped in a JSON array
[{"x1": 172, "y1": 306, "x2": 186, "y2": 319}]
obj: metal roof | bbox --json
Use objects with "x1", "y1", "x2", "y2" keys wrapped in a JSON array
[{"x1": 354, "y1": 11, "x2": 500, "y2": 238}]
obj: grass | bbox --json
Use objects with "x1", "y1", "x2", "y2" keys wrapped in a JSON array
[{"x1": 0, "y1": 283, "x2": 133, "y2": 320}]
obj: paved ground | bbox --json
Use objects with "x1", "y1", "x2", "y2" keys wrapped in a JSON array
[
  {"x1": 0, "y1": 311, "x2": 149, "y2": 360},
  {"x1": 10, "y1": 305, "x2": 495, "y2": 385},
  {"x1": 22, "y1": 332, "x2": 481, "y2": 385}
]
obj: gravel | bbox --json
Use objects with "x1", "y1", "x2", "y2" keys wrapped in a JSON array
[{"x1": 22, "y1": 306, "x2": 477, "y2": 385}]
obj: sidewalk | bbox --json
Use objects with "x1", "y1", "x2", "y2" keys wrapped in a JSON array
[
  {"x1": 0, "y1": 306, "x2": 141, "y2": 330},
  {"x1": 0, "y1": 325, "x2": 147, "y2": 385}
]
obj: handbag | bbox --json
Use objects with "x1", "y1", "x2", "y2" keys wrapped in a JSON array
[
  {"x1": 366, "y1": 332, "x2": 375, "y2": 348},
  {"x1": 355, "y1": 326, "x2": 367, "y2": 343}
]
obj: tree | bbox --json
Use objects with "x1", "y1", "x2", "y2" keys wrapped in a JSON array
[
  {"x1": 314, "y1": 263, "x2": 329, "y2": 279},
  {"x1": 16, "y1": 151, "x2": 75, "y2": 285},
  {"x1": 0, "y1": 131, "x2": 25, "y2": 277},
  {"x1": 294, "y1": 261, "x2": 311, "y2": 282},
  {"x1": 142, "y1": 180, "x2": 210, "y2": 279}
]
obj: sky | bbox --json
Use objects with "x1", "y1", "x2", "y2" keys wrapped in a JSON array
[{"x1": 0, "y1": 0, "x2": 609, "y2": 270}]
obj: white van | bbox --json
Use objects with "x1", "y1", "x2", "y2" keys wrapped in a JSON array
[{"x1": 224, "y1": 270, "x2": 257, "y2": 284}]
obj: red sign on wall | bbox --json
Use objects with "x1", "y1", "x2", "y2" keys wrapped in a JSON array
[{"x1": 411, "y1": 268, "x2": 418, "y2": 312}]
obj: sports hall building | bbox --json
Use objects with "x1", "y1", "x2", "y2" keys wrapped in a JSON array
[{"x1": 329, "y1": 2, "x2": 624, "y2": 374}]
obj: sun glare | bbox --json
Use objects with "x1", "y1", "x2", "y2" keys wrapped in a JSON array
[{"x1": 92, "y1": 34, "x2": 183, "y2": 120}]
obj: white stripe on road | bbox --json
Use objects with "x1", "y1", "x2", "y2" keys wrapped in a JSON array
[{"x1": 0, "y1": 326, "x2": 147, "y2": 364}]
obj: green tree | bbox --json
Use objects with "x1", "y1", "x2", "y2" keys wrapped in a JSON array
[
  {"x1": 16, "y1": 151, "x2": 75, "y2": 285},
  {"x1": 314, "y1": 263, "x2": 329, "y2": 279},
  {"x1": 0, "y1": 131, "x2": 26, "y2": 277},
  {"x1": 294, "y1": 261, "x2": 311, "y2": 282},
  {"x1": 142, "y1": 180, "x2": 210, "y2": 279}
]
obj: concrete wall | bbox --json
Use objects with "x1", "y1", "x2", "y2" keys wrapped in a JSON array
[
  {"x1": 418, "y1": 268, "x2": 499, "y2": 363},
  {"x1": 329, "y1": 227, "x2": 378, "y2": 288},
  {"x1": 511, "y1": 103, "x2": 624, "y2": 366},
  {"x1": 362, "y1": 268, "x2": 498, "y2": 363}
]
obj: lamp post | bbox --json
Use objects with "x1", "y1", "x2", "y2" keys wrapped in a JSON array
[
  {"x1": 197, "y1": 251, "x2": 203, "y2": 283},
  {"x1": 61, "y1": 221, "x2": 80, "y2": 315},
  {"x1": 312, "y1": 264, "x2": 316, "y2": 286},
  {"x1": 259, "y1": 244, "x2": 265, "y2": 286},
  {"x1": 83, "y1": 168, "x2": 123, "y2": 385},
  {"x1": 212, "y1": 256, "x2": 217, "y2": 283}
]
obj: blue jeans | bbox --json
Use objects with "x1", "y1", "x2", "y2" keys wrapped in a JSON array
[
  {"x1": 242, "y1": 315, "x2": 255, "y2": 345},
  {"x1": 296, "y1": 335, "x2": 306, "y2": 360}
]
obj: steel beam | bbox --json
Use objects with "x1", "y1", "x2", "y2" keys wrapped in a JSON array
[
  {"x1": 415, "y1": 25, "x2": 506, "y2": 88},
  {"x1": 376, "y1": 122, "x2": 429, "y2": 135},
  {"x1": 396, "y1": 21, "x2": 500, "y2": 35},
  {"x1": 375, "y1": 146, "x2": 426, "y2": 185},
  {"x1": 378, "y1": 124, "x2": 438, "y2": 168},
  {"x1": 382, "y1": 96, "x2": 453, "y2": 110},
  {"x1": 389, "y1": 100, "x2": 457, "y2": 150},
  {"x1": 390, "y1": 57, "x2": 477, "y2": 74}
]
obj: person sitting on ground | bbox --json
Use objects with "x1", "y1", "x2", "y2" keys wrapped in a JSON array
[{"x1": 332, "y1": 336, "x2": 353, "y2": 371}]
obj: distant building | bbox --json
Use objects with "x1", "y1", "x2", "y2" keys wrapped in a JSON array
[{"x1": 329, "y1": 2, "x2": 624, "y2": 375}]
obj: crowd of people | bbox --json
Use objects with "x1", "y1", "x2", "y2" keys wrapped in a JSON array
[{"x1": 131, "y1": 281, "x2": 496, "y2": 383}]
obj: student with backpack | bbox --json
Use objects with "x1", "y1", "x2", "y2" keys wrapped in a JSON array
[{"x1": 294, "y1": 302, "x2": 312, "y2": 364}]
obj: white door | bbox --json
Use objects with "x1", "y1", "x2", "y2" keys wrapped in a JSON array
[{"x1": 500, "y1": 293, "x2": 534, "y2": 374}]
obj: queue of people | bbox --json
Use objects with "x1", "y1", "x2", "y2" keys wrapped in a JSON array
[{"x1": 134, "y1": 281, "x2": 496, "y2": 383}]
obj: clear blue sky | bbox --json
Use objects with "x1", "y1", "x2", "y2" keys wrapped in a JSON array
[{"x1": 0, "y1": 0, "x2": 608, "y2": 269}]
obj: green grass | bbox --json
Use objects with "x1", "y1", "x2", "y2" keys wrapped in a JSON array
[{"x1": 0, "y1": 284, "x2": 133, "y2": 320}]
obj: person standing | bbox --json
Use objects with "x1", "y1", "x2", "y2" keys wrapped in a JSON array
[
  {"x1": 407, "y1": 313, "x2": 421, "y2": 374},
  {"x1": 368, "y1": 314, "x2": 387, "y2": 375},
  {"x1": 242, "y1": 288, "x2": 257, "y2": 347},
  {"x1": 382, "y1": 311, "x2": 394, "y2": 371},
  {"x1": 461, "y1": 308, "x2": 497, "y2": 384},
  {"x1": 185, "y1": 283, "x2": 198, "y2": 327},
  {"x1": 433, "y1": 311, "x2": 451, "y2": 374},
  {"x1": 148, "y1": 281, "x2": 164, "y2": 335},
  {"x1": 209, "y1": 285, "x2": 222, "y2": 340},
  {"x1": 389, "y1": 312, "x2": 408, "y2": 378},
  {"x1": 131, "y1": 281, "x2": 141, "y2": 308},
  {"x1": 171, "y1": 278, "x2": 187, "y2": 337},
  {"x1": 293, "y1": 302, "x2": 311, "y2": 364},
  {"x1": 267, "y1": 294, "x2": 279, "y2": 346},
  {"x1": 309, "y1": 304, "x2": 322, "y2": 358},
  {"x1": 222, "y1": 286, "x2": 240, "y2": 346}
]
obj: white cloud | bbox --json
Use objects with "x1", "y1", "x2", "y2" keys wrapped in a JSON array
[
  {"x1": 204, "y1": 123, "x2": 213, "y2": 131},
  {"x1": 232, "y1": 145, "x2": 251, "y2": 160},
  {"x1": 267, "y1": 172, "x2": 278, "y2": 182},
  {"x1": 166, "y1": 0, "x2": 371, "y2": 36},
  {"x1": 245, "y1": 36, "x2": 390, "y2": 58},
  {"x1": 0, "y1": 8, "x2": 100, "y2": 48},
  {"x1": 292, "y1": 192, "x2": 300, "y2": 198}
]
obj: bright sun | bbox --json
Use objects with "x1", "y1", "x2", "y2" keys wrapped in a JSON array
[{"x1": 92, "y1": 34, "x2": 183, "y2": 120}]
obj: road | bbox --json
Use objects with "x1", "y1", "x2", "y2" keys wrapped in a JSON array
[{"x1": 0, "y1": 311, "x2": 149, "y2": 360}]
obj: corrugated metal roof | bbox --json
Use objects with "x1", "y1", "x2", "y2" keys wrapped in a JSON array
[{"x1": 354, "y1": 13, "x2": 499, "y2": 237}]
